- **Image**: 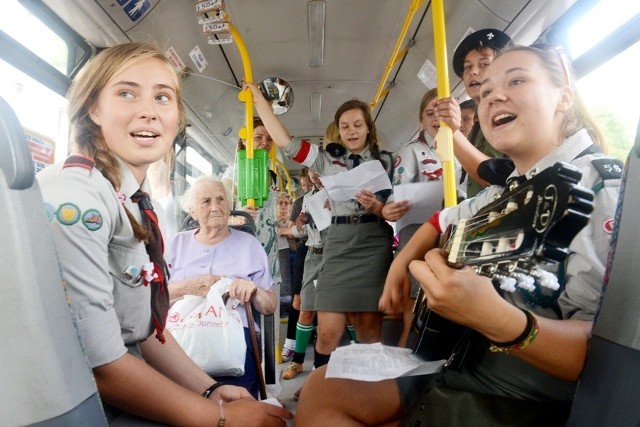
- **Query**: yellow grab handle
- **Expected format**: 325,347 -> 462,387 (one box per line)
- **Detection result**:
230,21 -> 257,207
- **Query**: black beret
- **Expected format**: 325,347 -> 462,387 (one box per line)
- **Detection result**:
453,29 -> 512,77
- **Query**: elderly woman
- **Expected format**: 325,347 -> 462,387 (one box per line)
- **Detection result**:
168,175 -> 276,398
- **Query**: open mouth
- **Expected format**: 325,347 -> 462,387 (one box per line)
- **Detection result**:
131,130 -> 159,140
492,113 -> 516,127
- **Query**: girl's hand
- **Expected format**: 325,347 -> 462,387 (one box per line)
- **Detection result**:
355,190 -> 380,211
409,249 -> 503,330
243,81 -> 268,105
434,97 -> 462,132
382,200 -> 410,221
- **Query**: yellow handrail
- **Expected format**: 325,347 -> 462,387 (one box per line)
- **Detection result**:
229,21 -> 257,207
230,22 -> 295,202
431,0 -> 457,207
370,0 -> 425,109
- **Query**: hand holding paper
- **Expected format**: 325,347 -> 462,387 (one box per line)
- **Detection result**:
320,161 -> 391,202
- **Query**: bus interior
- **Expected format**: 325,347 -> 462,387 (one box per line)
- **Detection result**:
1,0 -> 639,425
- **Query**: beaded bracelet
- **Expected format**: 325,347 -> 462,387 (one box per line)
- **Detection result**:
202,382 -> 225,399
489,308 -> 539,353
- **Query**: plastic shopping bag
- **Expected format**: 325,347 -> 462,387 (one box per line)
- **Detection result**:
166,280 -> 246,376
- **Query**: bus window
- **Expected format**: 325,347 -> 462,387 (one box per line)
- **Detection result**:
576,41 -> 640,161
0,59 -> 69,166
1,0 -> 91,78
567,0 -> 640,160
185,145 -> 214,184
1,0 -> 91,168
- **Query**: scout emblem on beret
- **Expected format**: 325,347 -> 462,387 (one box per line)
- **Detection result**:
453,28 -> 512,77
326,142 -> 346,157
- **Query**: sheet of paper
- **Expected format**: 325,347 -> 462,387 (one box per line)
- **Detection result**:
393,181 -> 444,231
325,342 -> 445,382
304,188 -> 332,231
276,234 -> 289,251
320,161 -> 392,202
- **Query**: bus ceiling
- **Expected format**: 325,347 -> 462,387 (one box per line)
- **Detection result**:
8,0 -> 639,169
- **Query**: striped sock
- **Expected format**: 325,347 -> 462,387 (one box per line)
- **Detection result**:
295,322 -> 313,353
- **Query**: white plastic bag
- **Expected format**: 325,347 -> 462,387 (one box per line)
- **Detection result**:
166,280 -> 246,376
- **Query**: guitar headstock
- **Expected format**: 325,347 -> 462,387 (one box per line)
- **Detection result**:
444,162 -> 595,292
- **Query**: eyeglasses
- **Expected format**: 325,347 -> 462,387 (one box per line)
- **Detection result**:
530,42 -> 572,85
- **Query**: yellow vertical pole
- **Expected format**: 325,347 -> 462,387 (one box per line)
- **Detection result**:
370,0 -> 425,109
229,21 -> 256,207
432,0 -> 457,207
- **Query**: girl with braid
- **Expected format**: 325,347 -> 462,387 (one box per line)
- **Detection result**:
38,43 -> 291,426
247,83 -> 394,375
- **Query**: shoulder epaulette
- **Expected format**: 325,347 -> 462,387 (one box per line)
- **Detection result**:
63,154 -> 95,171
591,157 -> 623,181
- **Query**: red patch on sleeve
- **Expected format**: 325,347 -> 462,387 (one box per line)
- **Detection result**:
292,140 -> 311,163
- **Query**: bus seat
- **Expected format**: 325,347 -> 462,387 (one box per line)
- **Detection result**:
567,119 -> 640,426
0,97 -> 106,426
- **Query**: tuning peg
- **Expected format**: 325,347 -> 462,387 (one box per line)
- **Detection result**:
532,269 -> 560,290
492,274 -> 517,293
512,273 -> 536,292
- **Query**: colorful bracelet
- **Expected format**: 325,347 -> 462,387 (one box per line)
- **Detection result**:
489,308 -> 539,353
202,382 -> 225,399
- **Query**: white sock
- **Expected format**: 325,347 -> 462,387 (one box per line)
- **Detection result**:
283,338 -> 296,350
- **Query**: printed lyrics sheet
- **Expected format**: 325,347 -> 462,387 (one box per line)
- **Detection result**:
326,343 -> 445,382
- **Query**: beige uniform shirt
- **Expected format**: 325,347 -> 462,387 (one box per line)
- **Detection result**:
38,155 -> 155,368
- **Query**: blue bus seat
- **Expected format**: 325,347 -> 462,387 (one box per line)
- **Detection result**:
0,97 -> 106,426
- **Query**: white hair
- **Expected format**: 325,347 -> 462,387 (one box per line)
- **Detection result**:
179,174 -> 229,213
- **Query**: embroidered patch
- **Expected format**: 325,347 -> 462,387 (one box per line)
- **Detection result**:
82,209 -> 103,231
123,265 -> 141,282
331,160 -> 347,168
43,202 -> 56,221
603,218 -> 614,234
591,158 -> 623,181
56,203 -> 81,225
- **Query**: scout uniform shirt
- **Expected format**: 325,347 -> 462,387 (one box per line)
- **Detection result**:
38,155 -> 155,368
284,138 -> 393,216
392,130 -> 465,231
434,129 -> 621,401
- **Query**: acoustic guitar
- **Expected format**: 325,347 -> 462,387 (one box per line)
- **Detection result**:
405,162 -> 595,366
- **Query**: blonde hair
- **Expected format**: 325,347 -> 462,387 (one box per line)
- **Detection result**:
67,42 -> 186,240
323,121 -> 340,144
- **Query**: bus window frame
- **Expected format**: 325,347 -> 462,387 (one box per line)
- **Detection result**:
544,0 -> 640,79
1,0 -> 92,97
